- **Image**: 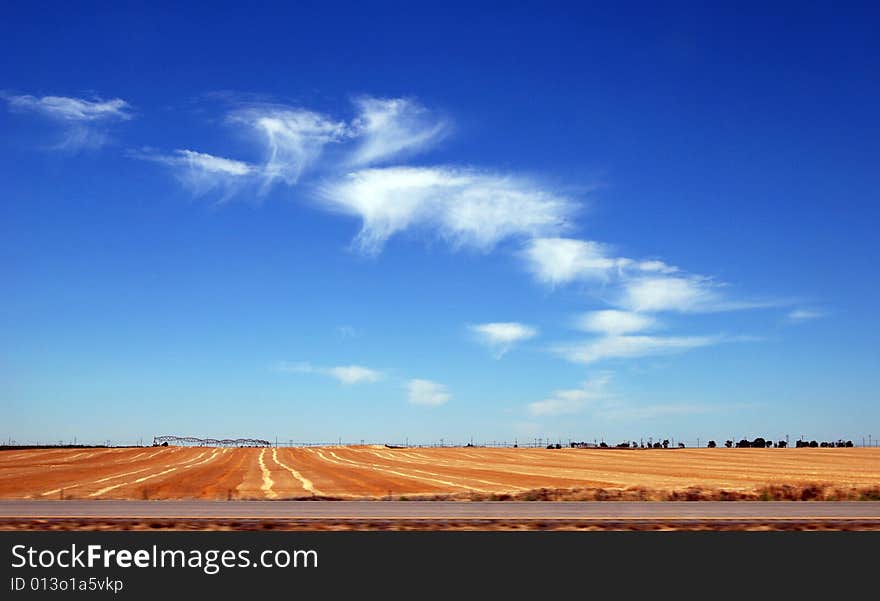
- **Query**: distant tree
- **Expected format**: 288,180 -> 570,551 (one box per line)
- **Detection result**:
724,440 -> 733,448
678,442 -> 685,448
662,439 -> 669,449
846,440 -> 854,447
653,442 -> 662,449
777,440 -> 787,448
752,437 -> 766,448
555,443 -> 561,449
707,440 -> 717,448
736,439 -> 751,448
809,440 -> 818,448
599,442 -> 608,448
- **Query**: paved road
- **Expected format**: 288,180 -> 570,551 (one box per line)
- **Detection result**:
2,500 -> 879,521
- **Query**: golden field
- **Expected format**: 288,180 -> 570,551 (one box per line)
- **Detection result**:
1,446 -> 879,500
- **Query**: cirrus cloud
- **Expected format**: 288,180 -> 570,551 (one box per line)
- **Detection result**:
528,373 -> 613,416
275,361 -> 383,384
4,93 -> 132,150
522,237 -> 677,286
469,322 -> 538,358
618,275 -> 781,314
4,94 -> 131,122
406,379 -> 451,406
319,166 -> 573,254
228,106 -> 349,188
131,148 -> 255,197
575,310 -> 657,335
553,334 -> 720,365
348,96 -> 449,166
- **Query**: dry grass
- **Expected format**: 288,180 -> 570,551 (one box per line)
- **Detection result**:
411,482 -> 880,502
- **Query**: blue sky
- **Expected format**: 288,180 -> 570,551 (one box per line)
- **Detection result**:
2,2 -> 878,446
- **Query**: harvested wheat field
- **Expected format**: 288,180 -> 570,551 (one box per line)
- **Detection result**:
1,446 -> 879,501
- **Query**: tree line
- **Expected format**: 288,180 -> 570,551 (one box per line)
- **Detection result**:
561,437 -> 856,449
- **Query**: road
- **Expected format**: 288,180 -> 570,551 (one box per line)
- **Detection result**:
2,500 -> 880,522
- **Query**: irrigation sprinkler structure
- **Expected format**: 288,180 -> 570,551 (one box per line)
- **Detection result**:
152,435 -> 271,447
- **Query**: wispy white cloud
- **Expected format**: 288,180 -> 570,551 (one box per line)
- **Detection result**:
133,104 -> 347,192
229,106 -> 349,188
636,260 -> 679,274
787,309 -> 824,323
276,361 -> 383,384
574,310 -> 657,335
171,149 -> 254,176
140,96 -> 448,195
348,96 -> 448,166
132,148 -> 255,196
618,275 -> 780,313
527,372 -> 613,416
553,334 -> 720,365
325,365 -> 383,384
406,379 -> 451,406
522,238 -> 776,317
4,93 -> 132,150
618,275 -> 720,313
522,238 -> 625,285
4,94 -> 131,121
133,97 -> 576,257
319,166 -> 573,254
521,237 -> 676,286
528,373 -> 745,421
469,322 -> 538,358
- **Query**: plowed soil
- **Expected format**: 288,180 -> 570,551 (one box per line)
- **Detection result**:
1,446 -> 878,500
